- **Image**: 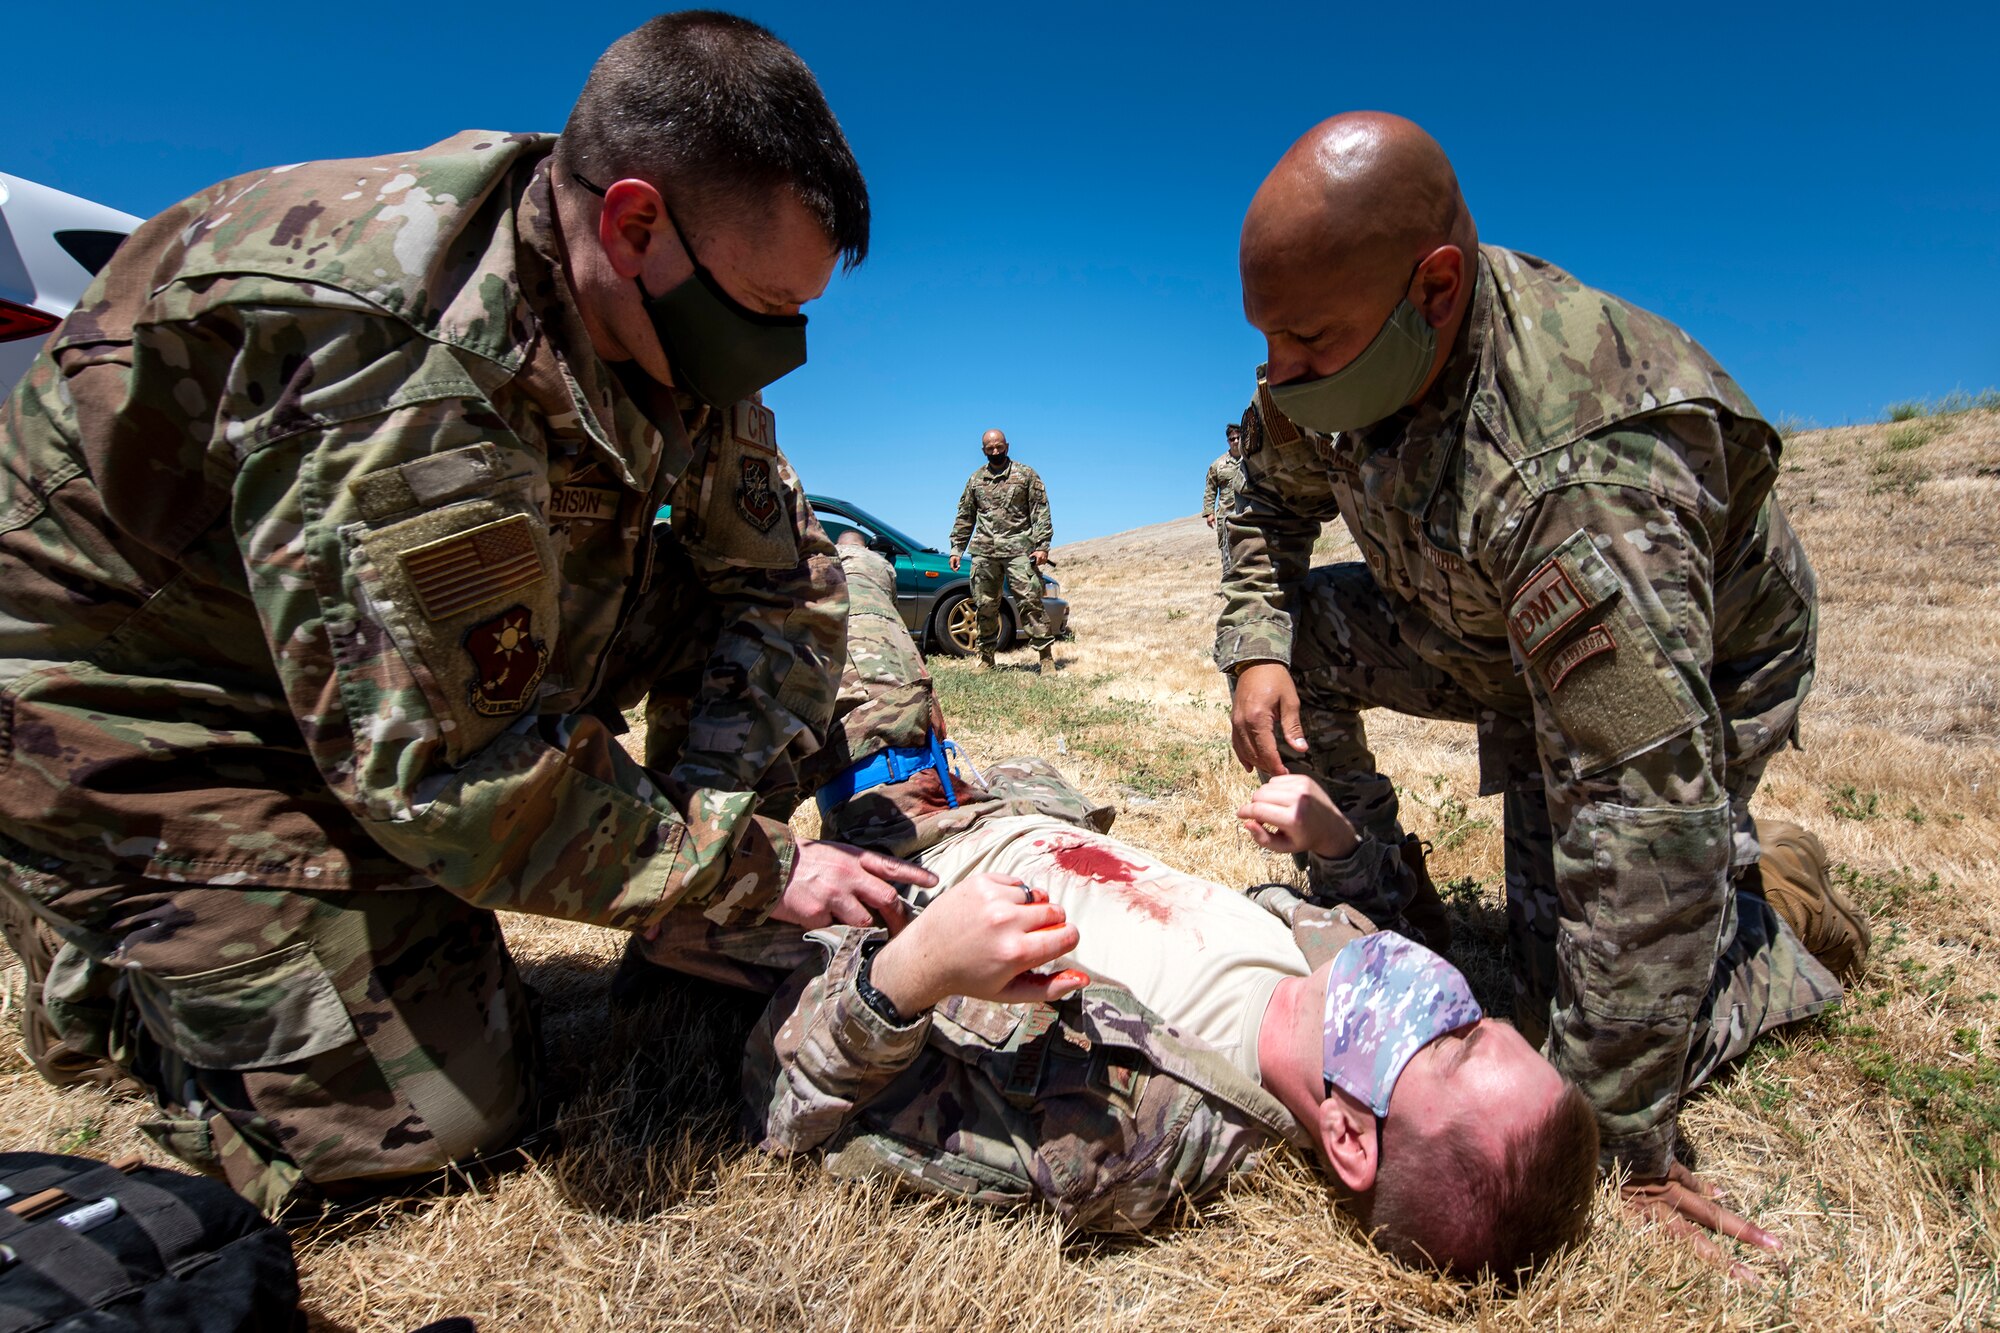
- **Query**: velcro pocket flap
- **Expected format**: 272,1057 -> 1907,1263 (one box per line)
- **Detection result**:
127,943 -> 357,1070
348,443 -> 522,520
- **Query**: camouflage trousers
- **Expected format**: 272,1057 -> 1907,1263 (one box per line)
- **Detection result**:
1278,561 -> 1839,1065
0,851 -> 541,1215
1215,519 -> 1234,578
969,554 -> 1054,652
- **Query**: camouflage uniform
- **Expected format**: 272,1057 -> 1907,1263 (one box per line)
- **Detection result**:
0,133 -> 846,1208
1202,451 -> 1246,573
949,459 -> 1055,653
1216,246 -> 1842,1177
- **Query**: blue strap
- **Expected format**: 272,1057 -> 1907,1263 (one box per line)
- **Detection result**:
818,734 -> 967,818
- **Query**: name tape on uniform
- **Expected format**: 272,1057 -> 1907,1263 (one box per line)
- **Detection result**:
549,486 -> 619,523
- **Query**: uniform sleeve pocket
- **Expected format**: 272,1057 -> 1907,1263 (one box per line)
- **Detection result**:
670,406 -> 801,571
1513,529 -> 1705,779
127,942 -> 358,1070
344,495 -> 560,767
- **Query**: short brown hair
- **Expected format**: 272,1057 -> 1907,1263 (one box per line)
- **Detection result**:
1353,1079 -> 1599,1281
558,11 -> 869,268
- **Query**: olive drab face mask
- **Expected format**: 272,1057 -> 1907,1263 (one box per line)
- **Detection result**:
574,173 -> 807,408
1266,266 -> 1438,435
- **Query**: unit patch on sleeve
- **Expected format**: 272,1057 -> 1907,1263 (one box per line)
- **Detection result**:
401,514 -> 547,621
1508,555 -> 1591,657
1545,623 -> 1615,691
464,605 -> 549,717
737,456 -> 781,533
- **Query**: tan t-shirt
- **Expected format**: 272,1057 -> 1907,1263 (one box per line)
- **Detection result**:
918,813 -> 1309,1080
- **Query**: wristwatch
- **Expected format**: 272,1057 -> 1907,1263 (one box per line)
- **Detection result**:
855,939 -> 910,1026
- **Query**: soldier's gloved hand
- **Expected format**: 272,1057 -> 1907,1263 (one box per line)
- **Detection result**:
867,874 -> 1087,1014
1230,663 -> 1309,776
1622,1161 -> 1783,1285
949,553 -> 962,572
1236,775 -> 1357,859
772,840 -> 935,932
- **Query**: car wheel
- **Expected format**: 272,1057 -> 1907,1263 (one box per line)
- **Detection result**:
930,589 -> 1014,657
931,589 -> 978,657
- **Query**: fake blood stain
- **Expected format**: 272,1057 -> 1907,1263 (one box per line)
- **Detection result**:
1048,841 -> 1174,925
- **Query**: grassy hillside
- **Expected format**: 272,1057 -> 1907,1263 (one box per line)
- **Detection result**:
4,409 -> 1997,1330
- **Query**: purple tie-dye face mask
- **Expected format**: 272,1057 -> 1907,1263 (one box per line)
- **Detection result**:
1322,933 -> 1483,1116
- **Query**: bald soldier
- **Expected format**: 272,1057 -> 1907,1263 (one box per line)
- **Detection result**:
949,428 -> 1056,669
1218,113 -> 1869,1268
0,13 -> 933,1212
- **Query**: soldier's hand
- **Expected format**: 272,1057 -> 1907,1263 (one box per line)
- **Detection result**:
868,874 -> 1087,1013
1204,515 -> 1216,528
1237,774 -> 1357,859
1231,663 -> 1308,776
1030,549 -> 1050,566
1622,1161 -> 1783,1285
949,553 -> 962,572
772,840 -> 936,932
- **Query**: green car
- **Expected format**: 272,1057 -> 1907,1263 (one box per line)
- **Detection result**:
808,494 -> 1068,657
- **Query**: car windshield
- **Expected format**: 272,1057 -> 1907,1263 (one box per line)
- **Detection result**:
808,497 -> 936,553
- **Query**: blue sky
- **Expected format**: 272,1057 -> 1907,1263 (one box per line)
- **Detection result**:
9,3 -> 1995,544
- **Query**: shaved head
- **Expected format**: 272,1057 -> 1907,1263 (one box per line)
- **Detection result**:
981,428 -> 1008,461
1241,113 -> 1479,400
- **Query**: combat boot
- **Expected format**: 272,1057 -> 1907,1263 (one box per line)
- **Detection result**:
1035,645 -> 1054,674
1756,820 -> 1870,979
978,648 -> 996,670
1395,835 -> 1454,957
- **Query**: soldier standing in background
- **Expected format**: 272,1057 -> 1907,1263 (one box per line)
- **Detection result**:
1202,417 -> 1249,576
1219,112 -> 1868,1270
948,428 -> 1056,670
0,12 -> 932,1213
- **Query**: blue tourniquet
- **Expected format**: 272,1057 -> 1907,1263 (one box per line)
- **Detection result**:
817,733 -> 969,818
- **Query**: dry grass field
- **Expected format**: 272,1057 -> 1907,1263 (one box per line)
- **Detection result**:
4,408 -> 1998,1330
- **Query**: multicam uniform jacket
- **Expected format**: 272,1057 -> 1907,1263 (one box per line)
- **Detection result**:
0,132 -> 845,931
1202,452 -> 1244,522
1216,246 -> 1818,1175
949,459 -> 1053,558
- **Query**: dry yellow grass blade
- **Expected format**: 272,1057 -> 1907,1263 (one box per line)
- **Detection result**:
3,411 -> 1997,1331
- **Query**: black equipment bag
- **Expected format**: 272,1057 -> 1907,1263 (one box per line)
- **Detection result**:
0,1151 -> 303,1333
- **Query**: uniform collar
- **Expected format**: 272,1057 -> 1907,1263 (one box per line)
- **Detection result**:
1336,250 -> 1497,516
513,160 -> 692,495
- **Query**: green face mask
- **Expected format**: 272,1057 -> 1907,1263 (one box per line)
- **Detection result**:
1266,292 -> 1437,435
574,173 -> 807,408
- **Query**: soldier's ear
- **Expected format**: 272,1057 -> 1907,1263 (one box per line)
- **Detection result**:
1318,1089 -> 1379,1193
596,179 -> 669,281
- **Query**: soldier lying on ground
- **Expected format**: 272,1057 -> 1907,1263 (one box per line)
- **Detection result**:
630,537 -> 1601,1277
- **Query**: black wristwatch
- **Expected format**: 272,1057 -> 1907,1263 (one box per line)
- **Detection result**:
854,939 -> 910,1026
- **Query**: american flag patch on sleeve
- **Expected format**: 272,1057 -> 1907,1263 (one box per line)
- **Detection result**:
401,515 -> 547,621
